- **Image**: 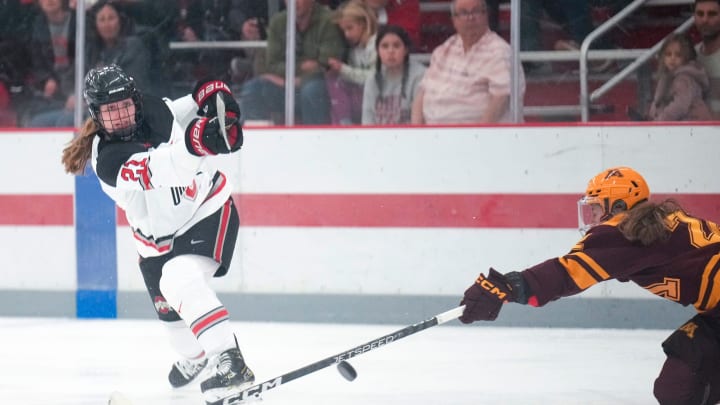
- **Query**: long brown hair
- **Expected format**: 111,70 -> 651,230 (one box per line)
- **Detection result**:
61,118 -> 99,175
617,199 -> 683,246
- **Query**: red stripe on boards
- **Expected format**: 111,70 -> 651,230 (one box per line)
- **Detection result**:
1,193 -> 718,228
233,193 -> 720,228
0,195 -> 73,225
234,194 -> 575,228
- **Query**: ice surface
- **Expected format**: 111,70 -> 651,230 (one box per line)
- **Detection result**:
0,318 -> 668,405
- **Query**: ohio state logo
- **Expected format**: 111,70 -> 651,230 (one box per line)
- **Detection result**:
154,296 -> 172,314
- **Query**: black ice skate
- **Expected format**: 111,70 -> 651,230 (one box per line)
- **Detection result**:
168,356 -> 208,388
201,345 -> 255,401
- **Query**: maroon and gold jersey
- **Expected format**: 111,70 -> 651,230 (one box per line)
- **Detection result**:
521,211 -> 720,314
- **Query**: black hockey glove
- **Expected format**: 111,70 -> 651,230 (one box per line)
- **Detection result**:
459,268 -> 529,323
185,116 -> 243,156
192,80 -> 241,119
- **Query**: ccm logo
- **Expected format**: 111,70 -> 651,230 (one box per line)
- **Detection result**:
222,377 -> 282,404
476,276 -> 507,300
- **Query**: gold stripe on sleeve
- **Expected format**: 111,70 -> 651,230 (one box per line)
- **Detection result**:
559,252 -> 611,290
694,253 -> 720,311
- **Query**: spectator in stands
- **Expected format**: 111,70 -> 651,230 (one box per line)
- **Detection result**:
110,0 -> 176,98
362,25 -> 425,124
694,0 -> 720,117
361,0 -> 420,49
411,0 -> 524,124
0,75 -> 11,126
26,0 -> 76,127
226,0 -> 271,90
327,0 -> 378,124
240,0 -> 345,125
0,0 -> 38,126
520,0 -> 612,74
86,1 -> 151,90
647,33 -> 712,121
164,0 -> 269,89
164,0 -> 205,88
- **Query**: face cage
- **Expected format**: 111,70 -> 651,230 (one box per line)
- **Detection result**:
577,197 -> 606,235
92,99 -> 140,141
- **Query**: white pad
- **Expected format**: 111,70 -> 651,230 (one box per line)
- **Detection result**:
159,254 -> 218,315
159,255 -> 236,356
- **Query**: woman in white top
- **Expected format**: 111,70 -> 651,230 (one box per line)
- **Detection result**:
361,24 -> 425,124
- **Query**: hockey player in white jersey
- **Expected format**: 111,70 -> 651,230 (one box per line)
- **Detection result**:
61,64 -> 253,402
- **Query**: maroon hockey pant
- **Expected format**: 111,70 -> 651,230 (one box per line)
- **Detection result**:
654,356 -> 720,405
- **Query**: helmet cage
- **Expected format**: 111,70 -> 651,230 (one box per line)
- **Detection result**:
84,65 -> 143,141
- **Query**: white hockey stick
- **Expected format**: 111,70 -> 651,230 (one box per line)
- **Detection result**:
216,93 -> 232,151
208,305 -> 466,405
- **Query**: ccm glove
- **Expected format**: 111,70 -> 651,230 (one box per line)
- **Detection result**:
192,80 -> 241,119
185,116 -> 243,156
459,268 -> 529,323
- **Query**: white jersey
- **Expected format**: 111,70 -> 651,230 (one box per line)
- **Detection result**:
91,95 -> 233,258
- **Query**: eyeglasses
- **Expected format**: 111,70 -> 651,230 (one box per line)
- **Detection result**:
452,8 -> 486,19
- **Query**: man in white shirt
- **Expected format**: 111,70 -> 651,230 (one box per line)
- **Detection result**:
411,0 -> 525,124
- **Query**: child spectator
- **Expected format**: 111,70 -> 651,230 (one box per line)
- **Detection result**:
327,0 -> 378,124
361,24 -> 425,124
648,33 -> 712,121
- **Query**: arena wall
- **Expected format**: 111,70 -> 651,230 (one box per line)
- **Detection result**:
0,123 -> 717,328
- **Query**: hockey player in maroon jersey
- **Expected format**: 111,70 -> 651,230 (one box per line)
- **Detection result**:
459,166 -> 720,404
61,65 -> 254,402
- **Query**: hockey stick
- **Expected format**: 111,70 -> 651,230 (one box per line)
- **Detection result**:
215,93 -> 232,151
208,305 -> 465,405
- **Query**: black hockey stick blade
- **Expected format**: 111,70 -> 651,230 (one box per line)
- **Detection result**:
207,305 -> 465,405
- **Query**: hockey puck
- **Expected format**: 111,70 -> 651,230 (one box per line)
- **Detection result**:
337,360 -> 357,381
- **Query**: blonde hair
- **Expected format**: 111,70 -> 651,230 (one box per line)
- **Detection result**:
334,0 -> 378,46
62,118 -> 99,175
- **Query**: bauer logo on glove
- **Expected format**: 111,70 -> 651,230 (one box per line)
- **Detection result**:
192,80 -> 240,119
